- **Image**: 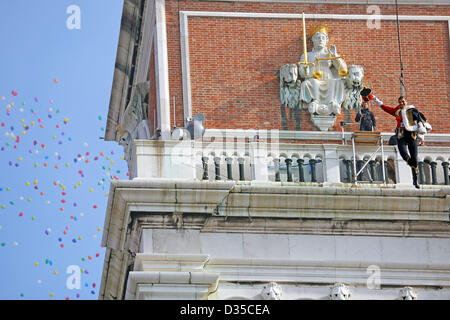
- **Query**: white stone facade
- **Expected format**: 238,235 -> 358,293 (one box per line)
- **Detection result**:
99,179 -> 450,300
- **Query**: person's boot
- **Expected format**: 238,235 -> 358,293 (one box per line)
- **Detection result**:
411,166 -> 419,189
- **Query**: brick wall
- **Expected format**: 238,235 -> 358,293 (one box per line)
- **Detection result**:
156,1 -> 450,136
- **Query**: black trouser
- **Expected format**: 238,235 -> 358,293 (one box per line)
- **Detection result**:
397,130 -> 418,168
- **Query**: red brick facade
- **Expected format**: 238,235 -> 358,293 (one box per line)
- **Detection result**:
150,1 -> 450,139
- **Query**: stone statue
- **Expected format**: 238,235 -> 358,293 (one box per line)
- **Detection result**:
342,65 -> 365,112
329,283 -> 351,300
117,81 -> 151,173
399,286 -> 418,300
261,282 -> 282,300
277,21 -> 367,131
279,63 -> 302,130
299,25 -> 348,117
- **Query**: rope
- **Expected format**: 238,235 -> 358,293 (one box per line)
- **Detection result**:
395,0 -> 406,96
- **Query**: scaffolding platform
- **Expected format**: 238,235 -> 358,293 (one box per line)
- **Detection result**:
351,131 -> 386,185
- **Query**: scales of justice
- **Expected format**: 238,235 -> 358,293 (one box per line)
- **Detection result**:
280,13 -> 365,131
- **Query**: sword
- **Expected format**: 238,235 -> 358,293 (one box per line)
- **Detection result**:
298,12 -> 316,80
298,13 -> 314,67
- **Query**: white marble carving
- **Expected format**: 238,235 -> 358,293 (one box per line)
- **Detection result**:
117,81 -> 151,174
399,286 -> 418,300
261,282 -> 282,300
280,63 -> 301,110
299,28 -> 347,121
343,65 -> 364,112
329,283 -> 351,300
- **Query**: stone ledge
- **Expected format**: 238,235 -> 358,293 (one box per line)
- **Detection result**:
102,179 -> 450,252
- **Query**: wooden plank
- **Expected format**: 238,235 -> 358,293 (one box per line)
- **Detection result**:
352,131 -> 381,145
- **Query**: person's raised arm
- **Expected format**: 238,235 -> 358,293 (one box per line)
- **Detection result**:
372,95 -> 397,116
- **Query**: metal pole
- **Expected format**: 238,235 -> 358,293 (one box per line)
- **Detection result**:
381,137 -> 386,185
355,146 -> 381,177
352,136 -> 357,185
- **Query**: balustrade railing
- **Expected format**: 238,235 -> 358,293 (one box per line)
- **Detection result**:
131,139 -> 450,187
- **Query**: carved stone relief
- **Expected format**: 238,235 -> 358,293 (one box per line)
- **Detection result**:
399,286 -> 418,300
279,24 -> 366,131
261,282 -> 283,300
329,283 -> 351,300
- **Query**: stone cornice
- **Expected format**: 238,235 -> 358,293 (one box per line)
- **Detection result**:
101,179 -> 450,253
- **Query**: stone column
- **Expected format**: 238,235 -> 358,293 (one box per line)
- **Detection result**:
285,158 -> 293,182
274,158 -> 281,182
297,159 -> 305,182
430,161 -> 437,185
356,160 -> 364,182
418,161 -> 425,185
442,162 -> 449,185
225,157 -> 233,180
201,156 -> 209,180
238,157 -> 245,181
383,161 -> 389,184
344,159 -> 352,183
424,160 -> 431,185
369,160 -> 377,182
309,159 -> 317,182
214,157 -> 221,181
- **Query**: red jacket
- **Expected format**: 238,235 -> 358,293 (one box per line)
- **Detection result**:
378,103 -> 403,129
